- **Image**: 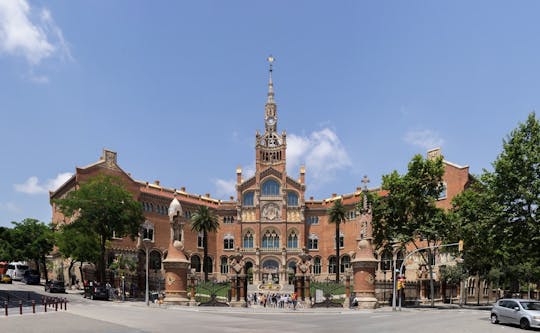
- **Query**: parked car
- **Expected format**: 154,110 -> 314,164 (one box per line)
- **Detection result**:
84,282 -> 109,300
491,298 -> 540,330
0,274 -> 12,284
44,280 -> 65,293
6,261 -> 28,281
22,269 -> 41,285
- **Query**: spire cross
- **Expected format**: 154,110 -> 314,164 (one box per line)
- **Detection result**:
361,175 -> 370,191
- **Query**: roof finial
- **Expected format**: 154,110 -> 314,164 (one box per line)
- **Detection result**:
267,55 -> 275,104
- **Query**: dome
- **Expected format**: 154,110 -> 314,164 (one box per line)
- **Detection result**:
168,197 -> 182,221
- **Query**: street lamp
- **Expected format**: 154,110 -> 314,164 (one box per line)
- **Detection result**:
141,220 -> 154,307
143,238 -> 152,306
391,242 -> 401,311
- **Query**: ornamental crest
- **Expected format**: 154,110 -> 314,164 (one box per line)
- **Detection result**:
262,203 -> 280,221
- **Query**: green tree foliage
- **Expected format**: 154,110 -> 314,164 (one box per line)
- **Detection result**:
56,220 -> 100,283
190,205 -> 219,282
10,218 -> 55,279
448,175 -> 502,279
54,175 -> 145,282
371,154 -> 446,306
0,227 -> 15,261
490,112 -> 540,287
327,199 -> 347,282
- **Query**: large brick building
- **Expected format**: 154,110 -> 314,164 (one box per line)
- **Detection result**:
49,61 -> 478,303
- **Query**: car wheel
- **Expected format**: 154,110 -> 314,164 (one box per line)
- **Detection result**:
490,314 -> 499,324
520,318 -> 530,330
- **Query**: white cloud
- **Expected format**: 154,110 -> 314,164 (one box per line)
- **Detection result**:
0,0 -> 71,67
0,202 -> 20,213
403,129 -> 444,150
14,172 -> 73,195
287,128 -> 351,188
212,128 -> 351,197
213,179 -> 236,199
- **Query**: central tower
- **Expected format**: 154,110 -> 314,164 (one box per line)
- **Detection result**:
236,56 -> 306,288
255,55 -> 287,173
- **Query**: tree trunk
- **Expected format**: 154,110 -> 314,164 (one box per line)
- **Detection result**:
427,248 -> 435,307
79,261 -> 85,286
41,254 -> 48,283
99,236 -> 106,282
335,221 -> 340,282
34,259 -> 40,277
68,259 -> 76,286
203,230 -> 209,282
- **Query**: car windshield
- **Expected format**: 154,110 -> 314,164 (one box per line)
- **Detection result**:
520,301 -> 540,310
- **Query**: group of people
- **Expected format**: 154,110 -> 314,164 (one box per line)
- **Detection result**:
248,291 -> 299,309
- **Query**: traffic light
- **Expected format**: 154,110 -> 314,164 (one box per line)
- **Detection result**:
397,278 -> 405,290
458,240 -> 464,252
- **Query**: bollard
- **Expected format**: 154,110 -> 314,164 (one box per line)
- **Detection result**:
55,299 -> 58,311
19,300 -> 22,315
4,301 -> 7,316
44,300 -> 47,313
32,300 -> 35,314
64,299 -> 67,311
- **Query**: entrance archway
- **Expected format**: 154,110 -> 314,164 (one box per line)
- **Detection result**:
261,259 -> 280,284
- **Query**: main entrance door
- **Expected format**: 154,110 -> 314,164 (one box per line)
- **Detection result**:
261,259 -> 279,284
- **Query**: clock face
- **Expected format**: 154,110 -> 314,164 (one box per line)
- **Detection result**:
260,139 -> 266,146
266,117 -> 276,125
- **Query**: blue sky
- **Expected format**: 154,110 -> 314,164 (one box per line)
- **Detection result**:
1,1 -> 539,228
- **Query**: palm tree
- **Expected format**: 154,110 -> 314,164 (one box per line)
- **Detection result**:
190,205 -> 220,282
327,199 -> 347,282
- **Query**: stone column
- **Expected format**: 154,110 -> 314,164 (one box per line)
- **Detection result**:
351,238 -> 379,309
163,197 -> 190,305
162,241 -> 190,305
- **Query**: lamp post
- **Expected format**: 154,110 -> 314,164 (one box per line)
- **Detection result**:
143,238 -> 152,306
391,242 -> 401,311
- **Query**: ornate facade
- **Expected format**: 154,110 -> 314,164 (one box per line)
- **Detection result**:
50,59 -> 480,303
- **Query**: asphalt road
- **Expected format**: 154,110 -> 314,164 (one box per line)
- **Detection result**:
0,282 -> 533,333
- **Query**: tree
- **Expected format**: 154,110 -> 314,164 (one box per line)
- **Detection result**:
0,227 -> 15,261
490,112 -> 540,286
56,220 -> 100,285
190,205 -> 219,282
327,199 -> 347,282
448,174 -> 502,294
371,154 -> 446,307
10,218 -> 55,280
54,175 -> 145,282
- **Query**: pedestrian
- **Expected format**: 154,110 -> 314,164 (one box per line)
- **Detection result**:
291,291 -> 298,310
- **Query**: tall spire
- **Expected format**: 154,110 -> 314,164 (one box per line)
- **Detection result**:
267,55 -> 275,104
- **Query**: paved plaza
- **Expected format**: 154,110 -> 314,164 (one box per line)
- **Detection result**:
0,282 -> 522,333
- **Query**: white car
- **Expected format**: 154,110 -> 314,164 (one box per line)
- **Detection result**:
490,298 -> 540,330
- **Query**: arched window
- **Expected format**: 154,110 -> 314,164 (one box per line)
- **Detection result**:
223,234 -> 234,250
262,229 -> 279,249
197,232 -> 204,248
287,231 -> 298,248
191,255 -> 201,272
380,249 -> 393,271
308,234 -> 319,250
334,232 -> 344,249
328,256 -> 337,274
243,191 -> 254,206
438,182 -> 447,200
261,179 -> 280,196
243,231 -> 254,248
141,220 -> 154,242
287,192 -> 298,206
220,256 -> 229,274
149,250 -> 161,270
204,256 -> 213,274
340,255 -> 351,273
313,257 -> 321,275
